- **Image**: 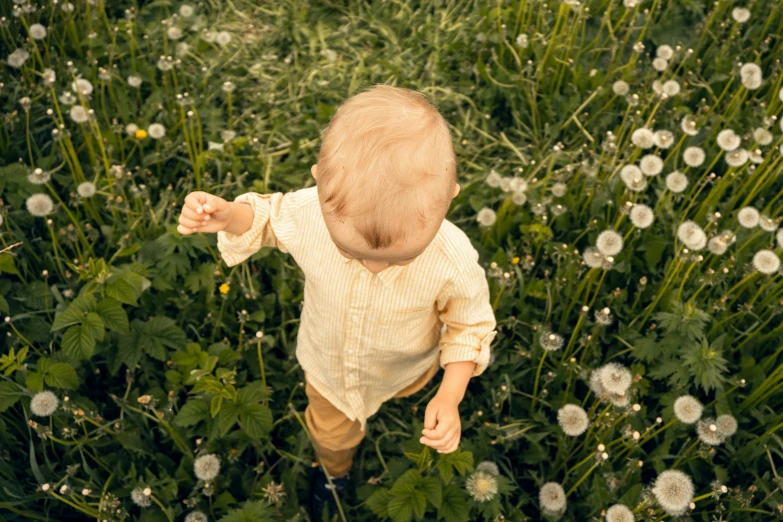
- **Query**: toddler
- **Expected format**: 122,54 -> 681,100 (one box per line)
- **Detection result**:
177,84 -> 497,519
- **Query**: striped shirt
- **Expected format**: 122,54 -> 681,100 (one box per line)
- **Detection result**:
216,186 -> 498,430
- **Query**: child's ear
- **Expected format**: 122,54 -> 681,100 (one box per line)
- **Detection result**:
311,164 -> 318,181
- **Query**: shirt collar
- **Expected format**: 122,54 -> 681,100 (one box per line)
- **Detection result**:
342,256 -> 405,288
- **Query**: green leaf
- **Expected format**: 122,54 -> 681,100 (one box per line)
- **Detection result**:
50,293 -> 97,331
387,492 -> 416,522
44,363 -> 79,389
236,381 -> 269,405
95,298 -> 130,334
141,317 -> 187,360
239,403 -> 272,439
0,382 -> 21,412
418,476 -> 442,508
173,400 -> 210,427
26,371 -> 45,393
0,253 -> 21,276
437,449 -> 474,484
438,484 -> 470,522
366,488 -> 392,518
83,312 -> 105,342
216,500 -> 275,522
218,401 -> 239,436
105,277 -> 137,306
61,324 -> 96,360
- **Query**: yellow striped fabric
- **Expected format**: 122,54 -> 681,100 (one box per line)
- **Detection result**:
217,186 -> 498,431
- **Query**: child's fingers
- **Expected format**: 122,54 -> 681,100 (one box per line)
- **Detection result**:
180,206 -> 204,221
178,215 -> 202,229
202,194 -> 229,214
184,191 -> 208,213
177,224 -> 196,235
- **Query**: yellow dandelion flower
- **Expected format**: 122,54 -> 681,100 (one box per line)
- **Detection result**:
219,283 -> 230,294
511,257 -> 520,265
135,129 -> 148,139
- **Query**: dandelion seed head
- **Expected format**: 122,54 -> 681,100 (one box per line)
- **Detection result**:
656,45 -> 674,60
26,193 -> 55,217
665,171 -> 688,193
539,482 -> 567,515
551,182 -> 567,197
476,461 -> 500,476
167,26 -> 183,40
776,228 -> 783,249
631,128 -> 655,149
27,168 -> 51,185
148,123 -> 166,139
697,418 -> 725,446
717,129 -> 741,151
612,80 -> 629,96
29,23 -> 47,39
737,207 -> 760,228
725,148 -> 749,167
127,74 -> 142,87
30,391 -> 59,416
653,470 -> 694,516
652,57 -> 668,72
715,414 -> 738,437
184,511 -> 208,522
621,165 -> 647,192
485,170 -> 502,188
216,31 -> 232,46
749,149 -> 764,164
557,404 -> 589,436
753,127 -> 773,146
583,247 -> 605,269
752,250 -> 780,274
677,221 -> 706,250
540,331 -> 564,352
131,487 -> 152,507
673,395 -> 703,424
477,207 -> 497,227
640,155 -> 663,176
511,190 -> 527,206
630,204 -> 654,229
606,504 -> 635,522
179,5 -> 195,17
732,7 -> 751,22
71,78 -> 94,97
598,363 -> 632,395
662,80 -> 680,96
77,182 -> 97,198
740,63 -> 762,90
69,105 -> 89,123
194,454 -> 220,481
681,116 -> 699,136
653,130 -> 674,149
683,146 -> 705,167
589,369 -> 608,397
465,471 -> 498,502
596,230 -> 623,256
7,48 -> 30,68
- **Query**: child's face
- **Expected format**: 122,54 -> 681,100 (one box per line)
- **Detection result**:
312,164 -> 459,274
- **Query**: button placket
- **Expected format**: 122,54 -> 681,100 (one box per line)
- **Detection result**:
346,267 -> 371,389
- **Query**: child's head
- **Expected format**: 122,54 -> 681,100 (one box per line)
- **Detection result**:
312,84 -> 459,273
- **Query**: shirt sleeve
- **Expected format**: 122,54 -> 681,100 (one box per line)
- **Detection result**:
216,191 -> 301,267
435,257 -> 498,378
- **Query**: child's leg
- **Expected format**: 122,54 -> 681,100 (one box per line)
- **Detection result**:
303,372 -> 366,478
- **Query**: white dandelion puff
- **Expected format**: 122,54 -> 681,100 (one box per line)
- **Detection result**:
26,194 -> 55,217
551,182 -> 567,197
653,470 -> 694,516
715,414 -> 738,437
606,504 -> 635,522
697,418 -> 724,446
752,250 -> 780,274
652,57 -> 668,72
666,171 -> 689,193
465,471 -> 498,502
653,130 -> 674,149
179,5 -> 195,17
725,148 -> 748,167
583,247 -> 605,269
612,80 -> 629,96
30,391 -> 59,416
510,177 -> 528,194
42,68 -> 56,85
732,7 -> 751,23
662,80 -> 680,96
167,26 -> 183,40
126,123 -> 139,136
69,105 -> 89,123
640,155 -> 664,176
717,129 -> 741,151
540,332 -> 564,352
630,204 -> 655,229
656,45 -> 674,60
131,487 -> 152,507
516,33 -> 529,48
631,128 -> 655,149
184,512 -> 207,522
539,482 -> 567,516
148,123 -> 166,139
194,454 -> 220,481
621,165 -> 647,192
673,395 -> 703,424
777,229 -> 783,249
753,128 -> 773,146
477,207 -> 497,227
594,307 -> 614,326
683,147 -> 705,167
759,215 -> 777,232
27,168 -> 50,185
737,207 -> 760,228
476,461 -> 500,476
598,363 -> 632,395
708,232 -> 735,256
77,182 -> 97,198
677,221 -> 707,250
511,190 -> 527,206
749,149 -> 764,164
486,170 -> 502,188
652,80 -> 663,95
71,78 -> 94,97
740,63 -> 762,90
216,31 -> 232,46
557,404 -> 589,436
127,74 -> 142,87
596,230 -> 623,256
681,116 -> 699,136
7,48 -> 30,68
29,23 -> 47,40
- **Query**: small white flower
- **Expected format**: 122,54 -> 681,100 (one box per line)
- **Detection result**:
26,193 -> 55,217
740,63 -> 762,90
653,130 -> 674,149
179,5 -> 195,17
126,123 -> 139,136
630,204 -> 654,229
640,155 -> 663,176
596,230 -> 623,256
631,128 -> 655,149
42,68 -> 56,85
737,206 -> 760,228
557,404 -> 589,436
216,31 -> 232,46
127,74 -> 143,87
716,129 -> 740,151
666,171 -> 689,193
77,182 -> 97,198
681,116 -> 699,136
725,148 -> 749,167
662,80 -> 680,96
732,7 -> 751,23
7,48 -> 30,68
677,221 -> 707,250
652,57 -> 668,72
477,207 -> 496,227
69,105 -> 89,123
683,146 -> 705,167
612,80 -> 629,96
515,33 -> 529,48
753,250 -> 780,274
30,391 -> 59,416
465,470 -> 498,502
194,454 -> 221,481
653,470 -> 694,516
673,395 -> 702,424
753,127 -> 773,145
539,482 -> 566,516
29,23 -> 47,40
606,504 -> 635,522
148,123 -> 166,139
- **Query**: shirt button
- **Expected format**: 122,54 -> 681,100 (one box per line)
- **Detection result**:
352,315 -> 359,322
348,349 -> 354,354
360,272 -> 367,279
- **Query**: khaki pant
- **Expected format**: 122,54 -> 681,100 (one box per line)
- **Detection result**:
304,357 -> 440,478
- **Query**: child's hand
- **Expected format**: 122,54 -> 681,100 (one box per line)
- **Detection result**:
177,191 -> 232,235
420,393 -> 462,453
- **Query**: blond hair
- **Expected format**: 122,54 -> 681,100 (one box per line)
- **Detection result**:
315,84 -> 457,250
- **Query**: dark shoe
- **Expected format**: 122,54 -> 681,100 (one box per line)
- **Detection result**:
310,467 -> 352,521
